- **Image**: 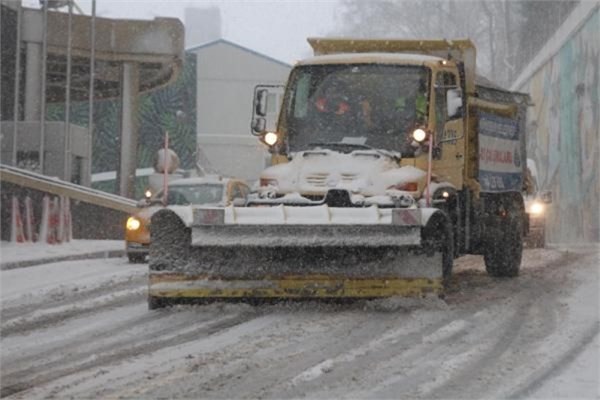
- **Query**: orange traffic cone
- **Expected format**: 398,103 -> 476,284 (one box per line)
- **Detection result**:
48,197 -> 60,244
39,195 -> 60,244
24,196 -> 35,242
10,196 -> 25,243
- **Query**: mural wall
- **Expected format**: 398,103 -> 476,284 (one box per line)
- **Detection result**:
519,8 -> 599,243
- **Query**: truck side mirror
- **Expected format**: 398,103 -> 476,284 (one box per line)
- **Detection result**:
540,190 -> 552,204
252,117 -> 266,134
255,89 -> 268,117
251,84 -> 285,136
447,88 -> 463,119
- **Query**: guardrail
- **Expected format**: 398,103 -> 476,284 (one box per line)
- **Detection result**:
0,164 -> 137,214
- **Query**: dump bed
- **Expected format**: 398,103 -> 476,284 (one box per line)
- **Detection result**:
307,37 -> 477,94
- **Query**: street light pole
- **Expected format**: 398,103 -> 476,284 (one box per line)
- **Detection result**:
87,0 -> 96,185
39,1 -> 49,173
12,1 -> 22,166
64,0 -> 73,181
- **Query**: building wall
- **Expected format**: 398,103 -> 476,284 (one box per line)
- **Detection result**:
515,5 -> 599,243
0,121 -> 91,185
191,41 -> 290,182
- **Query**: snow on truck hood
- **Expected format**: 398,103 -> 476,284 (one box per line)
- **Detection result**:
260,149 -> 426,197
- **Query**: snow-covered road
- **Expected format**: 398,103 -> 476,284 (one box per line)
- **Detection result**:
1,247 -> 598,399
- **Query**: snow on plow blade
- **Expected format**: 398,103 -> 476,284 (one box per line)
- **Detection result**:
148,205 -> 444,302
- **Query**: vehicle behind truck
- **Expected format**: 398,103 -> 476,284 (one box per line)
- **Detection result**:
148,38 -> 531,308
524,158 -> 553,248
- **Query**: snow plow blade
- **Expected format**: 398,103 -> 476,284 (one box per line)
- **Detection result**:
148,205 -> 449,305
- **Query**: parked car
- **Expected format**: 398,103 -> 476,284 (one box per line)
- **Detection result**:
125,176 -> 250,263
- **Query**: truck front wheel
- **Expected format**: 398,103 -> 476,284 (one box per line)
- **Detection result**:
421,210 -> 454,280
484,202 -> 524,277
148,295 -> 170,310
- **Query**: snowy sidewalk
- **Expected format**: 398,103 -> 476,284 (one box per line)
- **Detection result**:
0,240 -> 124,270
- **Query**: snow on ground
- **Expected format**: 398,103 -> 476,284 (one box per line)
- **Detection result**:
0,245 -> 598,399
0,240 -> 123,266
1,257 -> 140,299
531,333 -> 600,399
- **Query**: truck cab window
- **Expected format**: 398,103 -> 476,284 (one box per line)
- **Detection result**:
283,64 -> 429,156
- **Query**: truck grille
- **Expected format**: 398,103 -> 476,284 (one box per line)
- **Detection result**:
304,173 -> 328,186
303,173 -> 359,187
340,173 -> 359,182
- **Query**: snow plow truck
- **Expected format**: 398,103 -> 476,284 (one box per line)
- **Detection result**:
147,38 -> 531,309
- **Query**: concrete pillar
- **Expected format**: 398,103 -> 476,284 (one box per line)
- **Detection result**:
118,62 -> 139,199
24,42 -> 41,121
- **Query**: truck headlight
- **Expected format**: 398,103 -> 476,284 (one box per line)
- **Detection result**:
529,201 -> 544,215
126,217 -> 141,231
412,128 -> 427,142
259,178 -> 278,187
264,132 -> 278,146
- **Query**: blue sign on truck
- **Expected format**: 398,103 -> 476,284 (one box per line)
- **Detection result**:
478,111 -> 523,192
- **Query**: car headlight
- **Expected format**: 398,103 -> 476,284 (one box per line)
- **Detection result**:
126,217 -> 141,231
529,201 -> 544,215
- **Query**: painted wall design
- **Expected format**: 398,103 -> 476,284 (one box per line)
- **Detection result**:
520,8 -> 599,243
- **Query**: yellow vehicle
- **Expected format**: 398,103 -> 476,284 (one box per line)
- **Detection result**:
125,176 -> 249,263
148,38 -> 530,308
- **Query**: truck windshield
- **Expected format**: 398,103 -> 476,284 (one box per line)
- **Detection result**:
281,64 -> 429,155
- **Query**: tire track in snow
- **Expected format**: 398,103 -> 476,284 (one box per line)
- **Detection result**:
1,273 -> 146,321
26,311 -> 280,400
417,252 -> 583,398
420,296 -> 536,398
106,309 -> 375,399
507,323 -> 600,399
283,252 -> 582,399
0,311 -> 258,398
2,305 -> 246,375
161,305 -> 463,400
282,304 -> 511,399
1,303 -> 171,368
1,287 -> 145,337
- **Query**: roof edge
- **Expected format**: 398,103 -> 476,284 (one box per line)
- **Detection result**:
186,38 -> 292,68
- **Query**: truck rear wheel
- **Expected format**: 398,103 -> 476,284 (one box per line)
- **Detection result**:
484,204 -> 523,277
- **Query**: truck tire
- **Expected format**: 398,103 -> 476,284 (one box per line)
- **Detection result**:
148,295 -> 169,310
421,211 -> 454,280
127,253 -> 146,264
484,203 -> 523,277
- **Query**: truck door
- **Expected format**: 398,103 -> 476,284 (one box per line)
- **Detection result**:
433,71 -> 465,188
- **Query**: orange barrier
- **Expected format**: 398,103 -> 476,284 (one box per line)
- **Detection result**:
12,195 -> 73,244
24,196 -> 35,242
10,196 -> 25,243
